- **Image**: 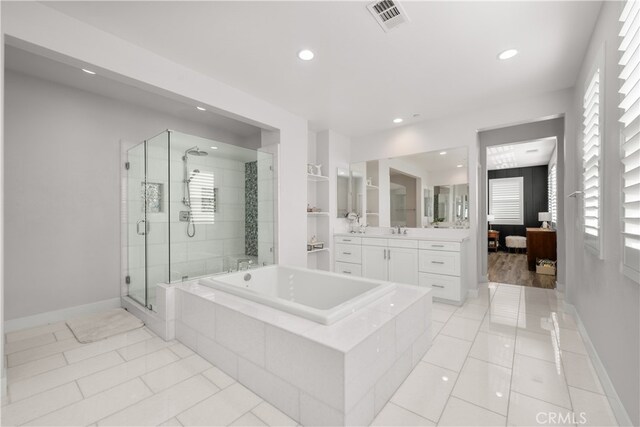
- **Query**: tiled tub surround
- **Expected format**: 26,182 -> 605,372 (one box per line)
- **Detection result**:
173,279 -> 432,426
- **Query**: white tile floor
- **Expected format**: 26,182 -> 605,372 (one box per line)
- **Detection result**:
2,283 -> 618,426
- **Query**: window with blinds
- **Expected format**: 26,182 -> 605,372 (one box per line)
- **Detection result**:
548,164 -> 557,225
583,67 -> 602,255
619,0 -> 640,280
489,177 -> 524,225
189,170 -> 216,224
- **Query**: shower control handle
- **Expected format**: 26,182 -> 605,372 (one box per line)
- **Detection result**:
136,219 -> 146,236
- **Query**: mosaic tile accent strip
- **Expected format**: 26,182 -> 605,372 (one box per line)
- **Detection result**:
141,182 -> 163,213
245,162 -> 258,256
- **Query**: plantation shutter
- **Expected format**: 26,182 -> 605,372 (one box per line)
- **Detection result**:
619,0 -> 640,277
583,68 -> 602,253
489,177 -> 524,225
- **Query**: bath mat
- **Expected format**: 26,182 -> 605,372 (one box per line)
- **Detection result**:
66,308 -> 144,343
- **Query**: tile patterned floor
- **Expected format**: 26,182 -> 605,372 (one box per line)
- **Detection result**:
2,283 -> 618,426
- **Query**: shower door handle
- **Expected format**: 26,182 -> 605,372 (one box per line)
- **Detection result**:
136,219 -> 146,236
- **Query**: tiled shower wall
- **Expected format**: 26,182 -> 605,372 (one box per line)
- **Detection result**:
168,147 -> 247,281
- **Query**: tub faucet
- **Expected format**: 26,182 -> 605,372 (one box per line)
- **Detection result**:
237,258 -> 252,271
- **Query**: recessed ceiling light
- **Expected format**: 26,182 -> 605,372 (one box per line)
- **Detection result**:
81,68 -> 96,75
393,118 -> 403,124
498,49 -> 518,60
440,151 -> 447,155
210,146 -> 218,150
196,106 -> 206,111
496,392 -> 504,398
457,164 -> 464,168
298,49 -> 314,61
441,376 -> 449,382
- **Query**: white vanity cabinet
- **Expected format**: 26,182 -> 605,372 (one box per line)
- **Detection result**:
361,244 -> 388,281
418,240 -> 467,305
334,234 -> 468,304
335,236 -> 420,286
334,236 -> 363,277
360,238 -> 419,285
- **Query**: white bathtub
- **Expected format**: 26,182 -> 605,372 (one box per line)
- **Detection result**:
199,265 -> 396,324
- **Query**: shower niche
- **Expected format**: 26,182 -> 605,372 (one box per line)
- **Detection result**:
124,130 -> 277,310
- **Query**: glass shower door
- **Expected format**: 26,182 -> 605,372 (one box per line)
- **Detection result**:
127,142 -> 146,306
126,132 -> 170,311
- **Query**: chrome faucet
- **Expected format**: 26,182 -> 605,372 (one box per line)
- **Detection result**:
236,258 -> 252,271
396,225 -> 402,235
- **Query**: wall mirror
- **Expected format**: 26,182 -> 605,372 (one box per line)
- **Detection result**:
336,166 -> 364,218
341,146 -> 469,228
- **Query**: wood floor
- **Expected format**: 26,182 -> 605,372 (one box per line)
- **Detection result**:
488,251 -> 556,289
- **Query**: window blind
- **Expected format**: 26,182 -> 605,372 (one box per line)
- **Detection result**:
489,177 -> 524,225
190,170 -> 216,224
619,0 -> 640,277
549,164 -> 557,225
583,68 -> 602,253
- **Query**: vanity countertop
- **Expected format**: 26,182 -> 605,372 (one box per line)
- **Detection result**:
334,232 -> 469,243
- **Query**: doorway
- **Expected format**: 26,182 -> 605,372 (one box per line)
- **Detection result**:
478,117 -> 565,290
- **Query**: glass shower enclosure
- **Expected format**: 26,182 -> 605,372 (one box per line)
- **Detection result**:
125,130 -> 277,310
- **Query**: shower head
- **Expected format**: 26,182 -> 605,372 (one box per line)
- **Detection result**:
185,146 -> 208,157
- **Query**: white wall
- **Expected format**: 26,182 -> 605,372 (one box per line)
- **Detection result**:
568,2 -> 639,424
351,87 -> 574,288
3,71 -> 258,320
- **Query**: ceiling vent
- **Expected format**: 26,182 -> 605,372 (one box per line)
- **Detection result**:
367,0 -> 409,32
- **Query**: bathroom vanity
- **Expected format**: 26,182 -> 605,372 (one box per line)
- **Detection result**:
334,232 -> 470,305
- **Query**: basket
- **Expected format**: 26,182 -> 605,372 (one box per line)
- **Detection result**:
536,258 -> 556,276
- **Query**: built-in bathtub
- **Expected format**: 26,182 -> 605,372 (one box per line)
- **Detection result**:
167,265 -> 432,426
199,265 -> 397,325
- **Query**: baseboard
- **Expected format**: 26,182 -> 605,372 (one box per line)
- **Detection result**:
562,302 -> 634,426
4,298 -> 121,333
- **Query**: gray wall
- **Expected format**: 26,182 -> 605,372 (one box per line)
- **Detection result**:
4,70 -> 254,320
568,2 -> 639,424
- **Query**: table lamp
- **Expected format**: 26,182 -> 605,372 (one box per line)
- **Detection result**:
538,212 -> 551,229
487,214 -> 495,231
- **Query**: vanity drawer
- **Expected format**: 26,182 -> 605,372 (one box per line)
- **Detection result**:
419,249 -> 460,276
419,272 -> 461,301
388,239 -> 418,249
335,244 -> 362,263
361,238 -> 388,247
335,236 -> 362,245
335,262 -> 362,277
418,241 -> 461,252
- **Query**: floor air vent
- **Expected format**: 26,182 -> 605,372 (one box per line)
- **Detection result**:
367,0 -> 409,32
